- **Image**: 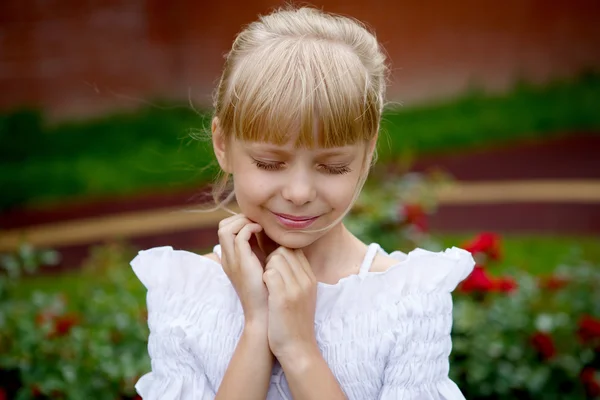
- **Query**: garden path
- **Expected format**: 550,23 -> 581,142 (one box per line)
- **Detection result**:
1,134 -> 598,270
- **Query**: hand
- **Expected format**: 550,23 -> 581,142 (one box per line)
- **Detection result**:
218,214 -> 269,325
262,247 -> 318,362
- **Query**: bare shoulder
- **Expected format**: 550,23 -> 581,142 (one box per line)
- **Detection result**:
370,253 -> 400,273
202,252 -> 221,264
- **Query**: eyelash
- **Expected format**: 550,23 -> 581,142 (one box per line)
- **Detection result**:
252,159 -> 352,175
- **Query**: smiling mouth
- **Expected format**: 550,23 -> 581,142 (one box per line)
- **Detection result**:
272,212 -> 320,229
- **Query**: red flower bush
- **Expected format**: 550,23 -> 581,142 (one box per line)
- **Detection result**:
458,265 -> 518,294
494,276 -> 518,293
400,203 -> 428,232
530,331 -> 556,360
578,315 -> 600,344
2,241 -> 150,399
581,368 -> 600,398
463,232 -> 502,261
459,265 -> 495,293
35,310 -> 80,338
539,275 -> 569,291
53,313 -> 80,337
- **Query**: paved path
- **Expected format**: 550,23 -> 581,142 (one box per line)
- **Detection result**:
2,179 -> 599,251
1,134 -> 598,269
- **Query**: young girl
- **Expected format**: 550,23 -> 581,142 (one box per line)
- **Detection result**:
131,6 -> 474,400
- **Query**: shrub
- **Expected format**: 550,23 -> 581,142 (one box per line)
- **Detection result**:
0,242 -> 148,399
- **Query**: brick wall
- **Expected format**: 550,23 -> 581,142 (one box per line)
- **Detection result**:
1,0 -> 599,119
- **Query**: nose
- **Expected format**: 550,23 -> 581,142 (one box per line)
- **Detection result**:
281,167 -> 317,206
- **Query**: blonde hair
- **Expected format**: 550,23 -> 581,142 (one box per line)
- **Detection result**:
211,6 -> 388,218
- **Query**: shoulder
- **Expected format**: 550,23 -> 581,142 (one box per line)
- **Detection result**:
130,246 -> 225,291
202,252 -> 221,264
369,247 -> 475,336
370,252 -> 400,273
370,245 -> 476,294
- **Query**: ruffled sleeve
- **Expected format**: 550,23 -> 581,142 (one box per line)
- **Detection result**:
131,246 -> 221,400
377,247 -> 475,400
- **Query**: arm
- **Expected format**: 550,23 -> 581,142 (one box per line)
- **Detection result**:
215,320 -> 274,400
263,248 -> 346,400
278,347 -> 346,400
215,216 -> 276,399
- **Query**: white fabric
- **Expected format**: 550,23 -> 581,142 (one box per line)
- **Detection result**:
131,243 -> 475,400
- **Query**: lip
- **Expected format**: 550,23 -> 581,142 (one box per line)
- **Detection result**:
272,212 -> 320,229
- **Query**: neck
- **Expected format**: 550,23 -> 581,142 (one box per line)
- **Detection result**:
299,223 -> 367,281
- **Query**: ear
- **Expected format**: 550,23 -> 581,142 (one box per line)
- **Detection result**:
212,117 -> 231,173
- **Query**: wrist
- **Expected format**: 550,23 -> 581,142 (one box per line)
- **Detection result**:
276,343 -> 322,373
243,318 -> 269,337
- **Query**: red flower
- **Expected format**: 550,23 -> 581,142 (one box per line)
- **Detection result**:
35,309 -> 56,327
31,385 -> 42,397
463,232 -> 502,261
36,311 -> 80,338
0,387 -> 7,400
578,315 -> 600,344
581,368 -> 600,397
539,275 -> 569,291
459,265 -> 495,293
494,276 -> 518,293
52,313 -> 79,337
400,203 -> 428,232
530,331 -> 556,360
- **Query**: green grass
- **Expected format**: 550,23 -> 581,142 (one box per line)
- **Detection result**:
1,73 -> 599,211
11,235 -> 599,301
378,72 -> 600,159
437,234 -> 600,276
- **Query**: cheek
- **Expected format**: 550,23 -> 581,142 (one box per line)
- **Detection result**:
232,168 -> 273,208
319,174 -> 360,208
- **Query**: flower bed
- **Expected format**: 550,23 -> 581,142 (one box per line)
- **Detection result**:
452,233 -> 600,399
1,175 -> 599,398
0,243 -> 149,399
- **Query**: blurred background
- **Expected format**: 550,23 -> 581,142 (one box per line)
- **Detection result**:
1,1 -> 599,399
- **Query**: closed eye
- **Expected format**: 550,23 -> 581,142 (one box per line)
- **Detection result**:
252,159 -> 283,171
320,164 -> 352,175
252,158 -> 351,175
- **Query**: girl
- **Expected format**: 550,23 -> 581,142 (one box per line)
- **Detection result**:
131,6 -> 474,400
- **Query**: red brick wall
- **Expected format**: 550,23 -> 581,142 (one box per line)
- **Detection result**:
1,0 -> 599,119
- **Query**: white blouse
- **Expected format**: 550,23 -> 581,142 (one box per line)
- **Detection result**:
131,243 -> 475,400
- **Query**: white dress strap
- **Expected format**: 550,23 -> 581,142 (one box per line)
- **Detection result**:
358,243 -> 380,277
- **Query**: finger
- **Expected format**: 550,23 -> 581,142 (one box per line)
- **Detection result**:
265,246 -> 286,265
267,254 -> 298,289
276,248 -> 313,287
218,216 -> 251,269
263,269 -> 285,296
218,213 -> 247,229
294,249 -> 316,281
235,223 -> 263,262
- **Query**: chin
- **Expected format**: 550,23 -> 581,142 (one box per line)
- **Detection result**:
263,226 -> 321,249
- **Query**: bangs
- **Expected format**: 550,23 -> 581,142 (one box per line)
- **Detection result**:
219,38 -> 380,148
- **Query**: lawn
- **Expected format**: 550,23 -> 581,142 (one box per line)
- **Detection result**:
1,73 -> 599,211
